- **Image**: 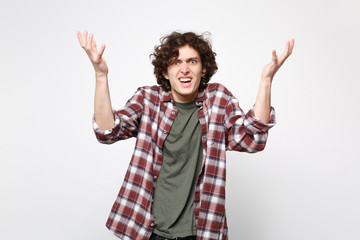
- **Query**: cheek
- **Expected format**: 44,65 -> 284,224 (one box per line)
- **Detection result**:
168,69 -> 178,78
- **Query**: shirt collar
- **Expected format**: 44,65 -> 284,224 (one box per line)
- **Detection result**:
161,87 -> 207,105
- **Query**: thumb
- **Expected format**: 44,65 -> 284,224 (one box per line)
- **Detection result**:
98,44 -> 106,57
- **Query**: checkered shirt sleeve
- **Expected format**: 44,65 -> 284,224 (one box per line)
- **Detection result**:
224,91 -> 276,152
93,88 -> 144,144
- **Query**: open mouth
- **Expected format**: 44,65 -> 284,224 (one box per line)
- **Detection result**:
179,77 -> 192,83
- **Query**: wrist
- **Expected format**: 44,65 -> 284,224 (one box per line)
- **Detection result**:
95,70 -> 108,78
92,62 -> 108,78
259,77 -> 272,88
95,72 -> 108,82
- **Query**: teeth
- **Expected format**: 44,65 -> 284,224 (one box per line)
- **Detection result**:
179,78 -> 191,82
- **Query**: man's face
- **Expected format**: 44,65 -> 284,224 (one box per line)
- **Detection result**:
163,45 -> 206,103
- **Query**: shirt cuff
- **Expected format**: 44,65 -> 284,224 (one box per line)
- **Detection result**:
244,107 -> 276,134
92,110 -> 121,136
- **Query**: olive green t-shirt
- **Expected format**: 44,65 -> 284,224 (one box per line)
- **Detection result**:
151,101 -> 203,238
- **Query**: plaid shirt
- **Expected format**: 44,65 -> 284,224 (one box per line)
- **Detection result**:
93,83 -> 276,240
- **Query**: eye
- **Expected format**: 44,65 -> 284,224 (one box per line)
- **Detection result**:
190,60 -> 197,64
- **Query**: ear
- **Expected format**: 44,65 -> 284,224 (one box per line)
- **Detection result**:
201,69 -> 206,77
163,71 -> 169,80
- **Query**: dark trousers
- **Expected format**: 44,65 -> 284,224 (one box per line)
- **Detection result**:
150,232 -> 196,240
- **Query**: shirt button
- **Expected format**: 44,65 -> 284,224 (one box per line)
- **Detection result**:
171,111 -> 175,115
163,130 -> 167,134
150,222 -> 155,227
154,175 -> 157,180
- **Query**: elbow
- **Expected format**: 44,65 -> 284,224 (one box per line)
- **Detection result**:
97,138 -> 117,145
246,133 -> 268,153
94,133 -> 119,145
96,137 -> 117,145
227,140 -> 266,153
229,134 -> 268,153
246,142 -> 266,153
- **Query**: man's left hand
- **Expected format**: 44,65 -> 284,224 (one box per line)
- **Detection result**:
261,38 -> 295,83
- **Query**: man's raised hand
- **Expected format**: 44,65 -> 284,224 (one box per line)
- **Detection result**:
77,30 -> 108,76
261,38 -> 295,83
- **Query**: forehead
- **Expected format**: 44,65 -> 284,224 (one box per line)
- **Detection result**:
175,45 -> 200,59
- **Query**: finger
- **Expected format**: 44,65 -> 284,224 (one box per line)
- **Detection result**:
98,44 -> 106,57
272,49 -> 277,62
76,31 -> 82,44
83,30 -> 88,39
279,40 -> 292,64
77,31 -> 87,48
284,40 -> 292,55
82,30 -> 88,47
87,33 -> 94,50
289,38 -> 295,54
286,38 -> 295,54
279,41 -> 289,56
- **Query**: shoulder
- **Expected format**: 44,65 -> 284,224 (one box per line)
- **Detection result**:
134,85 -> 164,96
134,85 -> 170,103
204,82 -> 235,100
203,83 -> 241,112
136,85 -> 161,93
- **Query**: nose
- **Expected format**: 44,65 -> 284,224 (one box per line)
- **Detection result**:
180,62 -> 190,73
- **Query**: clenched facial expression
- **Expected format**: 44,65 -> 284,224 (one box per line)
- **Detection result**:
163,45 -> 206,103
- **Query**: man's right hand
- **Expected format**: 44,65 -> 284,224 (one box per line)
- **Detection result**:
77,30 -> 108,76
77,30 -> 114,130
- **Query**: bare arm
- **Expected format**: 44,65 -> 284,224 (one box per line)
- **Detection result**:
77,30 -> 114,130
254,39 -> 295,122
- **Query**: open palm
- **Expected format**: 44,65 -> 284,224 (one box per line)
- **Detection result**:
261,38 -> 295,82
77,30 -> 108,75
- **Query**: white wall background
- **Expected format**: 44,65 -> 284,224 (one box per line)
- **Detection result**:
1,0 -> 359,239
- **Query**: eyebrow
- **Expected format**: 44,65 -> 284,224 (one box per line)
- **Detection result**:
172,57 -> 200,62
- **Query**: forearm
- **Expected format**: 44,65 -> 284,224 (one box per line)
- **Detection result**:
254,78 -> 272,123
225,91 -> 275,153
254,38 -> 294,122
94,73 -> 115,130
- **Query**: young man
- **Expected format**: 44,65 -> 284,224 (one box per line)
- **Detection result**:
77,31 -> 294,240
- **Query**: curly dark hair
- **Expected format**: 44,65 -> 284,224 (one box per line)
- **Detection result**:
150,31 -> 218,91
